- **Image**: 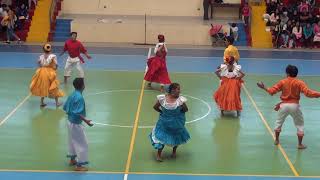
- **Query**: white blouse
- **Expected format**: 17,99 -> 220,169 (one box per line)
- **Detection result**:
38,54 -> 57,67
154,43 -> 168,54
219,64 -> 241,78
157,94 -> 187,110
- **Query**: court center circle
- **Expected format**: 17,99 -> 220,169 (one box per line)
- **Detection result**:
85,89 -> 211,128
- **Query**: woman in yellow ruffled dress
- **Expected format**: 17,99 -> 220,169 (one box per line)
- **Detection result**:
30,44 -> 64,107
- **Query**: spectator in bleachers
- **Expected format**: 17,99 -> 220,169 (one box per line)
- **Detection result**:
299,0 -> 310,13
292,21 -> 303,47
16,3 -> 27,29
299,11 -> 309,26
313,21 -> 320,47
280,11 -> 289,25
289,9 -> 300,24
266,1 -> 277,14
5,8 -> 20,43
281,20 -> 293,47
0,4 -> 8,17
303,22 -> 313,48
1,0 -> 12,6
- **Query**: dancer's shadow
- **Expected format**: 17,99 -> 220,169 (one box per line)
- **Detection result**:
212,115 -> 241,172
31,108 -> 65,167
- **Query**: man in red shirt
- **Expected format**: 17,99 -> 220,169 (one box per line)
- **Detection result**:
257,65 -> 320,149
60,32 -> 91,84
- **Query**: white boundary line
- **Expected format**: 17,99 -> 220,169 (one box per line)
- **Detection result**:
0,94 -> 31,127
85,90 -> 211,128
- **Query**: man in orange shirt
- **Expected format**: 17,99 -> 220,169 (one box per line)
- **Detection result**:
257,65 -> 320,149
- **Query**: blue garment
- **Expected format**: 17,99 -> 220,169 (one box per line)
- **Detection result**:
150,106 -> 190,149
63,90 -> 86,124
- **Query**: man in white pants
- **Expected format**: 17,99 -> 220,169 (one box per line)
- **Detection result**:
63,78 -> 93,171
257,65 -> 320,149
60,32 -> 91,84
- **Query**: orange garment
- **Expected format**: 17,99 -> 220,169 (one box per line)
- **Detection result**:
267,77 -> 320,104
214,77 -> 243,111
30,56 -> 64,98
223,45 -> 240,63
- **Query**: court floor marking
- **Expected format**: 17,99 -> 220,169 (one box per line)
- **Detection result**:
0,94 -> 31,127
86,89 -> 211,128
242,84 -> 299,176
1,169 -> 319,178
123,48 -> 151,180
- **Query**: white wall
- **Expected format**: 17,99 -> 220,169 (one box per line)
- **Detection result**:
62,0 -> 240,16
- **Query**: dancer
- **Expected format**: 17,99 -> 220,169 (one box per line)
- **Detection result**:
60,32 -> 91,84
149,83 -> 190,161
63,78 -> 93,171
214,56 -> 245,116
257,65 -> 320,149
144,34 -> 171,92
30,44 -> 64,107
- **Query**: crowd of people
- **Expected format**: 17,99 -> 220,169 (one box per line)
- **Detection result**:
264,0 -> 320,48
0,0 -> 34,43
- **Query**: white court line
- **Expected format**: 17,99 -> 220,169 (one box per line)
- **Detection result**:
86,90 -> 211,128
0,94 -> 31,127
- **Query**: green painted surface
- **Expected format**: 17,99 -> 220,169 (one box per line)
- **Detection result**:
130,73 -> 292,175
0,70 -> 319,176
245,75 -> 320,176
0,70 -> 143,171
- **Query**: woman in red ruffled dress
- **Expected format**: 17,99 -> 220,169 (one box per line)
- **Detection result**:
144,35 -> 171,92
214,56 -> 245,117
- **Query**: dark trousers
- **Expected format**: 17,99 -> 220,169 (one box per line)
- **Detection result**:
203,0 -> 213,20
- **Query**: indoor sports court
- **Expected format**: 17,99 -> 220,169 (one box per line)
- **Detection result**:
0,45 -> 320,179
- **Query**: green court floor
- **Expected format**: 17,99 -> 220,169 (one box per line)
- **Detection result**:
0,69 -> 319,177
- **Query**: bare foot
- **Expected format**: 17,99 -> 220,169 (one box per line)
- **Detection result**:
40,103 -> 47,108
298,144 -> 307,149
274,140 -> 279,145
156,155 -> 163,162
69,159 -> 77,166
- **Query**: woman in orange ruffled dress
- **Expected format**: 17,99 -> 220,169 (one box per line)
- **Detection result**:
213,56 -> 245,117
30,44 -> 64,107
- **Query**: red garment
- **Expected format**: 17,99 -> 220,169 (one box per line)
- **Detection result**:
242,6 -> 250,17
214,77 -> 243,111
63,39 -> 87,63
144,50 -> 171,85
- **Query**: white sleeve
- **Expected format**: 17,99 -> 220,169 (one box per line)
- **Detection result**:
219,64 -> 228,77
154,44 -> 159,54
156,94 -> 166,106
176,96 -> 187,106
234,65 -> 242,76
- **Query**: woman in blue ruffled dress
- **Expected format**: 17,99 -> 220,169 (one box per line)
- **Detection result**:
149,83 -> 190,162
